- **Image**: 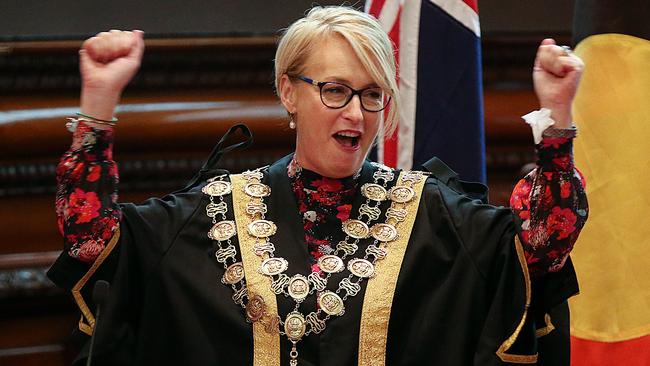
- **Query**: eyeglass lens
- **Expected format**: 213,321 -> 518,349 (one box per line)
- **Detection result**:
320,83 -> 387,111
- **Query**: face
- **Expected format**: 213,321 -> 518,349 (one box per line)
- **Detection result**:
279,34 -> 382,178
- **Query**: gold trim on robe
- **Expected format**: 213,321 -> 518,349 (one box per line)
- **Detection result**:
536,313 -> 556,338
231,174 -> 281,366
496,235 -> 537,364
358,171 -> 426,366
72,227 -> 122,336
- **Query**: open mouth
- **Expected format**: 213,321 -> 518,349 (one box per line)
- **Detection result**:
333,131 -> 361,149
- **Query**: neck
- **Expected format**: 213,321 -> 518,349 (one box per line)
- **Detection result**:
288,154 -> 362,180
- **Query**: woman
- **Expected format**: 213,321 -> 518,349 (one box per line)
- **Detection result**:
49,6 -> 587,366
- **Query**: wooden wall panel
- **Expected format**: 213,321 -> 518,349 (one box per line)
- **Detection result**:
0,35 -> 544,365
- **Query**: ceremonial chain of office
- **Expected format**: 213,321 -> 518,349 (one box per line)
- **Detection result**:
202,163 -> 427,366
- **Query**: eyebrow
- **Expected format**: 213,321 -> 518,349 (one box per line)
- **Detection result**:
321,76 -> 380,89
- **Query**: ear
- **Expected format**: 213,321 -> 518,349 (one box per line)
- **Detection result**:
278,74 -> 297,114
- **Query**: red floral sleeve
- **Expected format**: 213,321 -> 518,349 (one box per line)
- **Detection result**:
55,122 -> 121,263
510,136 -> 588,277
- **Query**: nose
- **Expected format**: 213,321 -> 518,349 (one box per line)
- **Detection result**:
342,94 -> 364,123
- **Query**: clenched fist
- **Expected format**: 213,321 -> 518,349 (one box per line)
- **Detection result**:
533,38 -> 585,128
80,30 -> 145,122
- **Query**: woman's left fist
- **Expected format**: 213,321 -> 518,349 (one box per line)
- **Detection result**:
533,38 -> 585,128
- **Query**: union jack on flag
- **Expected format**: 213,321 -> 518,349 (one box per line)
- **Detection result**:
366,0 -> 485,183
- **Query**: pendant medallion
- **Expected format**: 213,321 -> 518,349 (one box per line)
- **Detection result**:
244,182 -> 271,198
288,274 -> 310,301
248,219 -> 277,238
342,219 -> 370,239
370,223 -> 398,242
246,293 -> 266,322
222,262 -> 245,284
284,312 -> 307,341
317,255 -> 345,274
259,257 -> 289,276
318,291 -> 345,316
208,220 -> 237,241
361,183 -> 387,201
202,180 -> 232,197
347,258 -> 375,278
388,186 -> 415,203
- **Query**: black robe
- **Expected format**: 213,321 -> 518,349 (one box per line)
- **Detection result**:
48,151 -> 578,366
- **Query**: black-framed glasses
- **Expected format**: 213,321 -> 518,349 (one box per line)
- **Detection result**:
293,75 -> 391,112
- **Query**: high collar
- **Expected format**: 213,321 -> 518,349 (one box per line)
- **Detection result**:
287,159 -> 359,196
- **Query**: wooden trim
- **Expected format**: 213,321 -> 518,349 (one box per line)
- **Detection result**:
0,36 -> 277,54
0,251 -> 60,269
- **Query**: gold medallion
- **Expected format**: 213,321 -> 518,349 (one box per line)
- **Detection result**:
319,291 -> 345,316
342,219 -> 370,239
244,182 -> 271,198
370,223 -> 398,242
348,258 -> 375,278
284,311 -> 307,341
222,262 -> 245,285
202,180 -> 232,197
246,293 -> 266,322
247,219 -> 277,238
317,255 -> 344,274
287,274 -> 310,301
389,186 -> 415,203
259,257 -> 288,276
208,220 -> 237,241
361,183 -> 387,201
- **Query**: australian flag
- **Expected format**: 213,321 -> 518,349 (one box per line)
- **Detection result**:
366,0 -> 486,183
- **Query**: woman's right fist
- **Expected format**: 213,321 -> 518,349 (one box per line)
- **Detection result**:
80,30 -> 145,95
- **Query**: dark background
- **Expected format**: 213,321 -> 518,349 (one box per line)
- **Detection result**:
0,0 -> 572,40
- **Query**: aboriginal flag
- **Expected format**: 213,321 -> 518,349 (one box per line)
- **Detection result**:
570,0 -> 650,365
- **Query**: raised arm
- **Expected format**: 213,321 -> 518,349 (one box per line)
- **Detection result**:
510,39 -> 589,277
55,30 -> 144,263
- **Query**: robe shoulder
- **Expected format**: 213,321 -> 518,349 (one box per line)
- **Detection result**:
419,175 -> 516,279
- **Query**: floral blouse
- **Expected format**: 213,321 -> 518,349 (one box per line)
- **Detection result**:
56,121 -> 588,277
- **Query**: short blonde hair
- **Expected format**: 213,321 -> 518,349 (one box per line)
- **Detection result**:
274,6 -> 400,135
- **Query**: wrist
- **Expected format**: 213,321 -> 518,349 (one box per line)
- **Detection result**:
548,111 -> 573,128
539,104 -> 573,128
80,87 -> 121,122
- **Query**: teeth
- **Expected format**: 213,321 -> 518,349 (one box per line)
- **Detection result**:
337,131 -> 361,138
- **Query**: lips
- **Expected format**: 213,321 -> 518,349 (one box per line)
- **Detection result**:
333,131 -> 361,149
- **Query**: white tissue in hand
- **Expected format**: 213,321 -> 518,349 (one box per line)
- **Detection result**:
522,108 -> 555,144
